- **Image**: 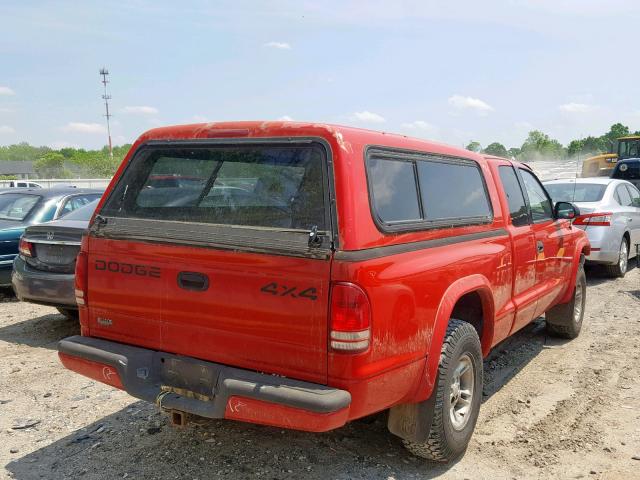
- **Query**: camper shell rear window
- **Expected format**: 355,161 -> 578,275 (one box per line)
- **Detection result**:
101,142 -> 330,232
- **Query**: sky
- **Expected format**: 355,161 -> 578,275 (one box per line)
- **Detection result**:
1,0 -> 640,150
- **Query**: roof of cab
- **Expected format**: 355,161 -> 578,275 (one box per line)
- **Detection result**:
135,121 -> 484,163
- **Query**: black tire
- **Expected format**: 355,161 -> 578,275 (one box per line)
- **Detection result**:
604,237 -> 629,278
545,264 -> 586,339
56,307 -> 79,321
403,319 -> 483,463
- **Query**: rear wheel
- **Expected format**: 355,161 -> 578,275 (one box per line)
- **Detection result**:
605,238 -> 628,278
546,264 -> 586,339
56,308 -> 79,321
403,319 -> 483,462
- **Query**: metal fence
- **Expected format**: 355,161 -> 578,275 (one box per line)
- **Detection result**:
0,178 -> 112,189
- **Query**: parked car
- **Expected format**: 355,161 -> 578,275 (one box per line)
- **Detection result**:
12,199 -> 99,319
544,177 -> 640,277
611,158 -> 640,190
0,188 -> 103,287
7,180 -> 43,188
58,122 -> 589,463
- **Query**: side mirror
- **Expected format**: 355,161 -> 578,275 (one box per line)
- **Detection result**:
554,201 -> 580,220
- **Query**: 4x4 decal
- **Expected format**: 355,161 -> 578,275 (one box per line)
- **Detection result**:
260,282 -> 318,301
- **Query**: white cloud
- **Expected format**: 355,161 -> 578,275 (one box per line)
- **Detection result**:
558,102 -> 595,113
263,41 -> 291,50
0,86 -> 15,96
400,120 -> 439,138
122,105 -> 159,115
401,120 -> 436,132
278,115 -> 294,121
352,111 -> 385,123
61,122 -> 106,134
448,95 -> 494,114
0,125 -> 15,134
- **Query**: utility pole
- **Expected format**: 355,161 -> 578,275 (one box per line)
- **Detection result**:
99,67 -> 113,158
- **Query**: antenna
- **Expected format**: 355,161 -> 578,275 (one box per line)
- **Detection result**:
99,67 -> 113,158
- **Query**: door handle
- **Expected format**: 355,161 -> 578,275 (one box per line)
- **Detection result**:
177,271 -> 209,291
536,241 -> 544,253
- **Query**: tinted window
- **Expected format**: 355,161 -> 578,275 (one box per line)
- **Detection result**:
417,161 -> 491,221
616,185 -> 632,206
498,166 -> 529,226
544,183 -> 607,203
0,193 -> 40,221
102,145 -> 326,231
63,199 -> 99,221
60,194 -> 102,217
368,158 -> 421,224
520,169 -> 553,222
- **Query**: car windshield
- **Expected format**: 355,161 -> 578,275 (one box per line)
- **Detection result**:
59,199 -> 99,221
544,183 -> 607,203
0,193 -> 41,221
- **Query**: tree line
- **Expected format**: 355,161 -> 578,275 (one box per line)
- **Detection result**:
0,121 -> 638,179
0,143 -> 131,179
466,123 -> 639,161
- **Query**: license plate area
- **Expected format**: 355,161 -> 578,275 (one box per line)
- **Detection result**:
155,353 -> 221,399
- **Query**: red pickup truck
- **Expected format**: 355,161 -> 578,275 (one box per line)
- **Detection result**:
58,122 -> 589,462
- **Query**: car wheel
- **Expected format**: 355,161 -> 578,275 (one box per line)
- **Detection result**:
605,238 -> 628,278
56,307 -> 79,321
546,264 -> 586,339
403,319 -> 482,463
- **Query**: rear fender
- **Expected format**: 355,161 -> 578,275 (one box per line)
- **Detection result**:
419,274 -> 494,401
388,274 -> 494,442
558,237 -> 590,305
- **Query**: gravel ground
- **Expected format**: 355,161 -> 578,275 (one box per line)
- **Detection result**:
1,262 -> 639,480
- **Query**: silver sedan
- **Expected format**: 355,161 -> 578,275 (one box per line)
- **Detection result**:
544,177 -> 640,277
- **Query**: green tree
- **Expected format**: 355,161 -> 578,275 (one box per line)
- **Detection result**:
34,152 -> 72,178
567,136 -> 607,157
483,142 -> 508,157
519,130 -> 566,161
507,147 -> 521,159
465,141 -> 482,153
602,123 -> 630,144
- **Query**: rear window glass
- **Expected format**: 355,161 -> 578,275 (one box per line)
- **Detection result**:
367,158 -> 421,224
0,193 -> 40,221
417,161 -> 491,221
544,183 -> 607,203
367,151 -> 492,229
102,145 -> 327,231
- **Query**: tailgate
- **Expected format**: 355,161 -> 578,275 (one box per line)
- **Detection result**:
86,140 -> 334,383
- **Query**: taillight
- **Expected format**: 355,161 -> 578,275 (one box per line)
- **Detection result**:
18,237 -> 35,258
573,212 -> 612,227
75,235 -> 89,306
330,282 -> 371,353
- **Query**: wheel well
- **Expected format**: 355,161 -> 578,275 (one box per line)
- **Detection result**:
623,231 -> 630,246
450,291 -> 484,341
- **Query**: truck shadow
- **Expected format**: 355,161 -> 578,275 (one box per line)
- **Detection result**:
4,320 -> 557,480
5,400 -> 455,480
0,312 -> 79,349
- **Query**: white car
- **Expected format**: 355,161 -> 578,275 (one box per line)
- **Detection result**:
8,181 -> 42,188
544,177 -> 640,277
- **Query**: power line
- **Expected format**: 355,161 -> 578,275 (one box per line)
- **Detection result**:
99,67 -> 113,158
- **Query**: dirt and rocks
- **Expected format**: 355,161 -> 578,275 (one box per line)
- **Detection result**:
0,264 -> 639,480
